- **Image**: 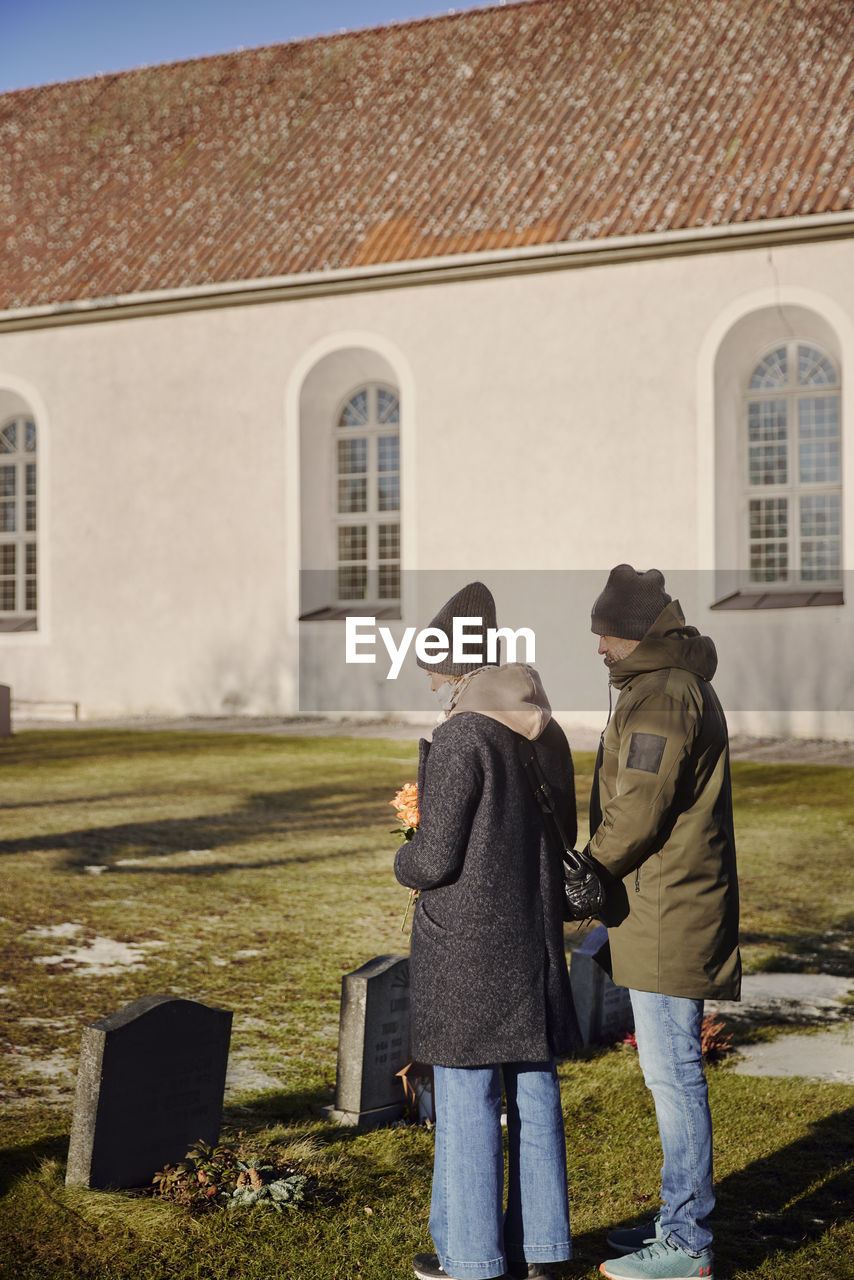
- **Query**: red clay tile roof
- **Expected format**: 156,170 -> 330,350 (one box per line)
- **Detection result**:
2,0 -> 853,310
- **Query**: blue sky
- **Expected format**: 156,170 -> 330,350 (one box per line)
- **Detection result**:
0,0 -> 503,92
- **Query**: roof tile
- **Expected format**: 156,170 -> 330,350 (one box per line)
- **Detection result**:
1,0 -> 853,309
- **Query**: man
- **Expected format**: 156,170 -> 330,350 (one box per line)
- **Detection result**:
587,566 -> 740,1280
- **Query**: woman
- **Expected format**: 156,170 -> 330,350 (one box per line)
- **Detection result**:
395,582 -> 580,1280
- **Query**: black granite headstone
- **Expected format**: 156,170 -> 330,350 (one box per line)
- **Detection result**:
326,954 -> 410,1127
569,925 -> 634,1046
66,994 -> 232,1189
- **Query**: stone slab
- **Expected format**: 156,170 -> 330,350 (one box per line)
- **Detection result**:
730,1024 -> 854,1084
332,954 -> 410,1125
712,973 -> 854,1026
66,994 -> 232,1189
569,926 -> 634,1046
0,685 -> 10,737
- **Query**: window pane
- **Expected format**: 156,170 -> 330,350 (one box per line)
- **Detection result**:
0,501 -> 15,533
25,542 -> 36,575
748,400 -> 787,486
1,465 -> 15,497
0,423 -> 16,453
378,564 -> 400,600
798,345 -> 838,386
0,581 -> 15,610
748,400 -> 787,442
338,565 -> 367,600
377,435 -> 399,472
337,477 -> 367,513
748,444 -> 787,485
377,475 -> 400,511
801,494 -> 840,538
749,542 -> 788,583
24,420 -> 36,452
377,388 -> 400,424
339,390 -> 368,427
749,347 -> 787,389
26,500 -> 36,533
25,463 -> 36,496
0,545 -> 15,575
25,579 -> 37,611
338,525 -> 367,562
799,396 -> 840,483
801,539 -> 840,582
378,523 -> 400,560
337,438 -> 367,475
749,498 -> 787,540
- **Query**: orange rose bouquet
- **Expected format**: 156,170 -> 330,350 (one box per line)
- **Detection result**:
390,782 -> 419,930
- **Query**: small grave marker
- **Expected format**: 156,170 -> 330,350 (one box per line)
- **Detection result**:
0,685 -> 10,737
66,994 -> 232,1189
570,926 -> 634,1046
325,954 -> 410,1127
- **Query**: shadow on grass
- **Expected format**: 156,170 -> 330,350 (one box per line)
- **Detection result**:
0,1134 -> 69,1198
740,925 -> 854,978
0,783 -> 397,870
604,1106 -> 854,1278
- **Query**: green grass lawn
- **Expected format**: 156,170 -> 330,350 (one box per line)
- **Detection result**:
1,731 -> 852,1280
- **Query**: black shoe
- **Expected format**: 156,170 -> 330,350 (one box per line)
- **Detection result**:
412,1255 -> 511,1280
508,1264 -> 558,1279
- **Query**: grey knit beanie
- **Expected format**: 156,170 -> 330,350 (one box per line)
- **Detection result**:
416,581 -> 498,675
591,565 -> 671,640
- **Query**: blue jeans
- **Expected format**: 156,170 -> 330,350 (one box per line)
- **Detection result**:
430,1060 -> 572,1280
629,990 -> 715,1255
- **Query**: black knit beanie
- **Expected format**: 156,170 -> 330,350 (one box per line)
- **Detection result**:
416,581 -> 498,675
591,564 -> 671,640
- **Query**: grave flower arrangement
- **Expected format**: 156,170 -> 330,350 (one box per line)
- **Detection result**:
152,1139 -> 312,1214
390,782 -> 419,931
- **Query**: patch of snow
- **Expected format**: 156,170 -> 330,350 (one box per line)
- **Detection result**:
24,923 -> 82,940
32,936 -> 165,974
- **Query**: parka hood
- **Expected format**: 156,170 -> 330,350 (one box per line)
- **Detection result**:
609,601 -> 718,687
449,663 -> 552,740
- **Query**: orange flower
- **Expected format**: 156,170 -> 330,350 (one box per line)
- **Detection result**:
391,782 -> 419,831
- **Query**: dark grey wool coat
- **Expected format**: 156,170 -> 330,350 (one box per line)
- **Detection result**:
394,709 -> 581,1067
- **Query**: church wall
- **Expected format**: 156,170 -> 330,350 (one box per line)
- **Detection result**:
0,233 -> 851,734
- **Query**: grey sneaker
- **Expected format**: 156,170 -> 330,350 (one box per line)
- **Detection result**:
599,1238 -> 713,1280
606,1215 -> 664,1255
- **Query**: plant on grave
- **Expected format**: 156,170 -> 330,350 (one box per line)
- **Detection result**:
152,1138 -> 311,1213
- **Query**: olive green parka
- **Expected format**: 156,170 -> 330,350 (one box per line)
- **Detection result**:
588,602 -> 741,1000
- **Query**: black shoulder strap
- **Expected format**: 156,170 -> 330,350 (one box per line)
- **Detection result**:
516,736 -> 574,854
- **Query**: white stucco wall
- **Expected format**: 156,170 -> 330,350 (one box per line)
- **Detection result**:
0,233 -> 851,733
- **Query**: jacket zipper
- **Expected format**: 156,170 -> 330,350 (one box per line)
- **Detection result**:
635,867 -> 641,893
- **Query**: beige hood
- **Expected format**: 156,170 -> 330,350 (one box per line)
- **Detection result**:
449,664 -> 552,741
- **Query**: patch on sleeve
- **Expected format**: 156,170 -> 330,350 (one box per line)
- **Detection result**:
626,731 -> 667,773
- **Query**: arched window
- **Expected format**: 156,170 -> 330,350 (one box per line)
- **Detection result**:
334,383 -> 400,605
0,414 -> 38,630
745,341 -> 841,589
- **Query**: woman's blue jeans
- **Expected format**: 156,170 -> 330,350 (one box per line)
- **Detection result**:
629,990 -> 715,1255
430,1060 -> 572,1280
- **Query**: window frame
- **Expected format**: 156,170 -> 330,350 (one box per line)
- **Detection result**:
331,382 -> 400,609
0,413 -> 38,631
741,339 -> 842,594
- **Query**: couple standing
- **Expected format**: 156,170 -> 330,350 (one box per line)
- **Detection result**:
394,570 -> 741,1280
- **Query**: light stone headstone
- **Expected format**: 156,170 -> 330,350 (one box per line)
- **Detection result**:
66,994 -> 232,1189
0,685 -> 10,737
325,954 -> 410,1128
570,925 -> 634,1046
